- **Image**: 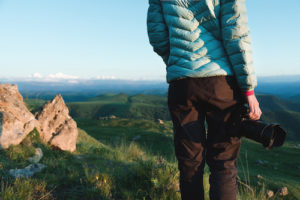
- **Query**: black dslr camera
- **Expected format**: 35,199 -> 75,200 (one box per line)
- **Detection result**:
238,104 -> 287,150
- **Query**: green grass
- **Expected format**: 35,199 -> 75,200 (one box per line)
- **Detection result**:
77,118 -> 175,162
1,118 -> 299,199
24,98 -> 46,113
67,93 -> 170,121
25,93 -> 300,140
0,120 -> 180,199
238,139 -> 300,199
3,94 -> 300,199
67,93 -> 300,140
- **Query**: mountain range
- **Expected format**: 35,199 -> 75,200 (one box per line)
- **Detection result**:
2,75 -> 300,101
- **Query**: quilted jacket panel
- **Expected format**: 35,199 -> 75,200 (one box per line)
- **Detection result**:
147,0 -> 257,91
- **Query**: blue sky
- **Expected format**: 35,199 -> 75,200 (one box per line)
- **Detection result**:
0,0 -> 299,80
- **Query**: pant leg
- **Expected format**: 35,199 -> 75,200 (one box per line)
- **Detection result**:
168,78 -> 207,200
204,76 -> 245,200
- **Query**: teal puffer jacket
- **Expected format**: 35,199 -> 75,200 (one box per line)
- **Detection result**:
147,0 -> 257,92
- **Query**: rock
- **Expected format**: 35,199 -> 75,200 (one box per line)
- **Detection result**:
36,95 -> 78,152
279,187 -> 288,196
0,84 -> 37,149
0,84 -> 78,152
267,190 -> 274,198
28,148 -> 43,163
157,119 -> 164,124
9,163 -> 46,178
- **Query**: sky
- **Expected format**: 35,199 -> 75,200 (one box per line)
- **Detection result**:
0,0 -> 299,81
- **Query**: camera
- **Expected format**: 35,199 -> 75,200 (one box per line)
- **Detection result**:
238,104 -> 287,150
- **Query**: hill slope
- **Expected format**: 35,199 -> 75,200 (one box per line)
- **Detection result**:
257,95 -> 300,141
1,118 -> 299,199
44,93 -> 300,141
67,93 -> 170,121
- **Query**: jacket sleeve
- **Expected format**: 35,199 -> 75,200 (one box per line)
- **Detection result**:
220,0 -> 257,92
147,0 -> 170,65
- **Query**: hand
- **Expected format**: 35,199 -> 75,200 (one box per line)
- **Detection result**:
246,94 -> 262,120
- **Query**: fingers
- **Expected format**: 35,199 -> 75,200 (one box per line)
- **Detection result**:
246,94 -> 262,120
248,103 -> 262,120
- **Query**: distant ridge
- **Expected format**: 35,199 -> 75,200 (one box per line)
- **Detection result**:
2,74 -> 300,99
258,74 -> 300,82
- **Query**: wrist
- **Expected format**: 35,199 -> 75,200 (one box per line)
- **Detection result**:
243,90 -> 255,96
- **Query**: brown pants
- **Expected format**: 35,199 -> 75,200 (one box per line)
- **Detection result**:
168,76 -> 246,200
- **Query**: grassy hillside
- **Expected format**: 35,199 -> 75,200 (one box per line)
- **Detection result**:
64,93 -> 300,141
288,94 -> 300,102
25,93 -> 300,141
1,118 -> 299,199
257,94 -> 300,113
257,95 -> 300,141
10,93 -> 299,199
78,119 -> 300,199
67,93 -> 170,121
24,98 -> 46,113
0,125 -> 180,200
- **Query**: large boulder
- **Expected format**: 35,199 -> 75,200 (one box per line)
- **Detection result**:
0,84 -> 78,152
0,84 -> 37,149
36,95 -> 78,152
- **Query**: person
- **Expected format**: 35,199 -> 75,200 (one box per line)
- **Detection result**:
147,0 -> 262,199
